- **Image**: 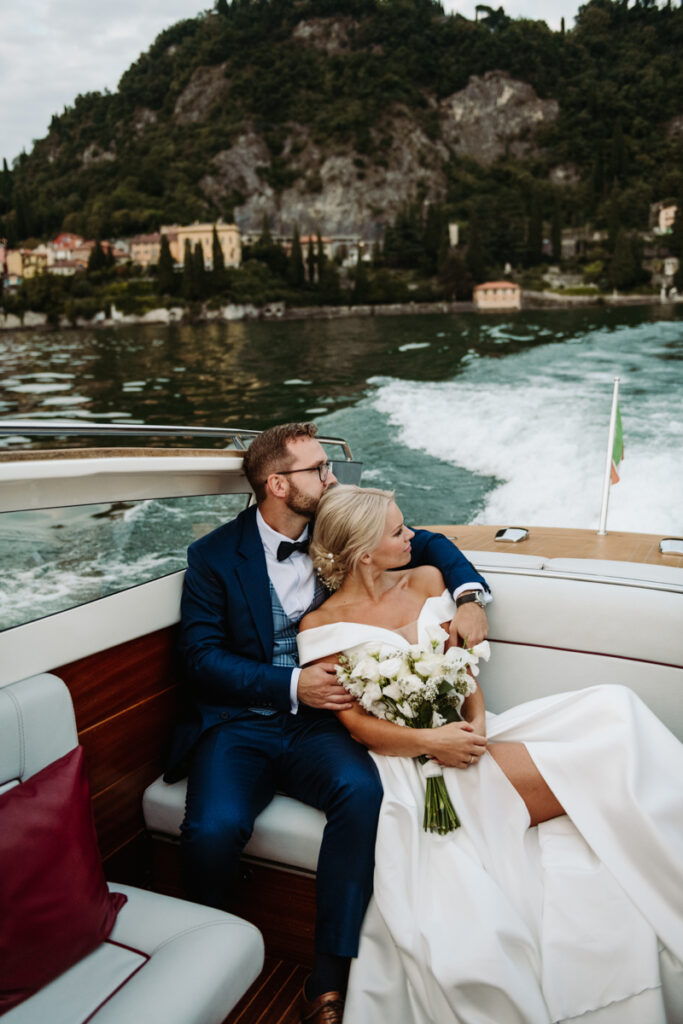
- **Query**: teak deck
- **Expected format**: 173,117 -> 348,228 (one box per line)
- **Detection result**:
424,523 -> 683,569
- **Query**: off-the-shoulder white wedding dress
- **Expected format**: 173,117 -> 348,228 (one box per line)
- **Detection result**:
297,592 -> 683,1024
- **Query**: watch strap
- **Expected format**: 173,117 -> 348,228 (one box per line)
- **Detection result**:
455,592 -> 483,609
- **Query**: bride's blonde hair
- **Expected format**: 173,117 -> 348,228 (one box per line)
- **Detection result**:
311,484 -> 395,591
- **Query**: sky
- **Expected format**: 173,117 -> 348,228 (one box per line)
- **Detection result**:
0,0 -> 582,167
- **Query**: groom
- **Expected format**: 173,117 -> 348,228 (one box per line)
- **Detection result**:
165,422 -> 490,1024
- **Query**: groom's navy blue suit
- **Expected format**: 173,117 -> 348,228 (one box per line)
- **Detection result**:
166,504 -> 488,957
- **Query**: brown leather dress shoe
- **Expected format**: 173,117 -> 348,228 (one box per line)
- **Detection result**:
300,988 -> 345,1024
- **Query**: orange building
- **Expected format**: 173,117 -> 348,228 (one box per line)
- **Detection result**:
473,281 -> 522,310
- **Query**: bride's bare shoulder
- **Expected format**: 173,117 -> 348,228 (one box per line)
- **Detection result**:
299,597 -> 343,632
406,565 -> 446,598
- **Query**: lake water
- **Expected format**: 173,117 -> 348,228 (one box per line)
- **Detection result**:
2,304 -> 682,532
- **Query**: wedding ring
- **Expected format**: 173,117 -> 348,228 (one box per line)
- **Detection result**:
468,754 -> 474,765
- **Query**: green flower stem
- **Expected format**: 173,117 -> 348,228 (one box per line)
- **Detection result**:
417,756 -> 461,834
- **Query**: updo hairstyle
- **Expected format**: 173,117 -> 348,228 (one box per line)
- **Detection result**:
310,484 -> 395,590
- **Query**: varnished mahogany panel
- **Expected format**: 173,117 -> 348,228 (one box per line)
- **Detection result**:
58,625 -> 180,732
80,687 -> 178,796
92,760 -> 164,860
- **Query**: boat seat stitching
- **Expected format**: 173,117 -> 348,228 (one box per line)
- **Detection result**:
150,918 -> 259,955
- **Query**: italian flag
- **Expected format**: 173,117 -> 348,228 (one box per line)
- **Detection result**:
611,404 -> 624,484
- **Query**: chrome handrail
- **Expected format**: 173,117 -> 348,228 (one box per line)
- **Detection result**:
0,420 -> 354,460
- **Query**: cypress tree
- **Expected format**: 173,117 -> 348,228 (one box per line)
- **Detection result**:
551,197 -> 562,262
157,234 -> 176,294
608,229 -> 637,290
194,241 -> 207,298
316,232 -> 326,278
288,227 -> 305,288
607,197 -> 621,252
87,239 -> 107,273
212,226 -> 226,292
527,191 -> 543,267
307,238 -> 316,283
181,239 -> 195,299
352,249 -> 370,303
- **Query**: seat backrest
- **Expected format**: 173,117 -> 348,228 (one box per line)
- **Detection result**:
465,557 -> 683,742
0,674 -> 78,794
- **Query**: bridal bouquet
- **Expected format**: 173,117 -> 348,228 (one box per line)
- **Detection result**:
336,626 -> 490,835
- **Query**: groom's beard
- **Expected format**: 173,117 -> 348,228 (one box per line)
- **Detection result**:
284,480 -> 319,519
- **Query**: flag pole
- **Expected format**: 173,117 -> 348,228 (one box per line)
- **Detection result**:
597,377 -> 620,536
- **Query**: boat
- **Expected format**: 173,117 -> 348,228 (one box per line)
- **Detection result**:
1,420 -> 682,1023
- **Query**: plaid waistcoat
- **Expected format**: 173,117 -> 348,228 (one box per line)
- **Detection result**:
269,578 -> 326,668
249,578 -> 326,717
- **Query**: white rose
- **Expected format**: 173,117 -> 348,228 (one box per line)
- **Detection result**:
361,681 -> 382,705
351,657 -> 381,682
413,652 -> 446,678
377,656 -> 404,679
403,673 -> 425,695
383,681 -> 403,701
444,646 -> 469,669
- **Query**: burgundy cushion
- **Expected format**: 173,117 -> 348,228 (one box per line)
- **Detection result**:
0,745 -> 127,1013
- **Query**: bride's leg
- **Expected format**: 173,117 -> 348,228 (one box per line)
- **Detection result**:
489,742 -> 565,826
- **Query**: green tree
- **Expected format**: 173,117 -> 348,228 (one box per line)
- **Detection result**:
288,227 -> 305,289
551,197 -> 562,262
157,234 -> 176,294
194,241 -> 207,298
608,229 -> 637,290
181,239 -> 195,300
87,239 -> 107,273
212,226 -> 227,292
316,233 -> 326,279
307,238 -> 316,284
526,191 -> 543,267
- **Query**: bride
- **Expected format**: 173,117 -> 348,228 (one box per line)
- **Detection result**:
297,485 -> 683,1024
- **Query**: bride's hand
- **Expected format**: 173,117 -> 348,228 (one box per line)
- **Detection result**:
424,721 -> 487,769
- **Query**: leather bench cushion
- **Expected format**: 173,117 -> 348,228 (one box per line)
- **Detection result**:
4,885 -> 264,1024
143,780 -> 325,874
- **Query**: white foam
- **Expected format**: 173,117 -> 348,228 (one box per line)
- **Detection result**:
371,322 -> 683,534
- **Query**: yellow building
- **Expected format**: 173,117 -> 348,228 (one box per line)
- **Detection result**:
163,222 -> 241,268
6,248 -> 48,280
473,281 -> 522,310
130,233 -> 161,267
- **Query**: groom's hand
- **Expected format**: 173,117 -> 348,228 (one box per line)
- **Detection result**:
450,603 -> 488,649
298,664 -> 355,710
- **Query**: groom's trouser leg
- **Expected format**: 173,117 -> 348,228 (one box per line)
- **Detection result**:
180,718 -> 277,909
282,711 -> 383,958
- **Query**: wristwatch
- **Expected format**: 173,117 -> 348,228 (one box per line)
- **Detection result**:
455,591 -> 487,610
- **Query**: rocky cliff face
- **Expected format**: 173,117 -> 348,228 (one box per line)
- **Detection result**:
195,69 -> 558,236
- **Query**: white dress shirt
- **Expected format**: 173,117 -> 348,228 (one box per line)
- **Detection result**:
256,509 -> 313,713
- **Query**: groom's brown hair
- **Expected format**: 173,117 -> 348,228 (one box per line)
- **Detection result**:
242,421 -> 318,502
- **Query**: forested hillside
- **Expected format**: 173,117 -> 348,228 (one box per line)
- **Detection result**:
1,0 -> 682,267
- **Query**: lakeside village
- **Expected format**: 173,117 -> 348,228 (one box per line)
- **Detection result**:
0,201 -> 681,331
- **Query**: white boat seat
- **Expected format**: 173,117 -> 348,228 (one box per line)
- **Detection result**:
0,674 -> 264,1024
143,777 -> 325,874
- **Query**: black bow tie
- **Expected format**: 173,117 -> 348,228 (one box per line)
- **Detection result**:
277,537 -> 310,562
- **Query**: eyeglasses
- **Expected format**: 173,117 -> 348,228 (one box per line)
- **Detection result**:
276,461 -> 332,482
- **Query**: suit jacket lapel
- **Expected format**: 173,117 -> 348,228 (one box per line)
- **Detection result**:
236,505 -> 273,659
